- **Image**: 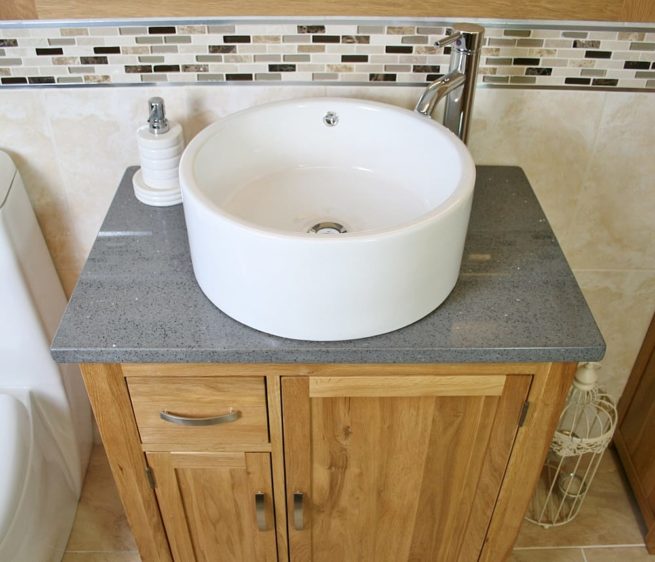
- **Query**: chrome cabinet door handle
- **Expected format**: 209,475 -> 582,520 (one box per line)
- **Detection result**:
293,491 -> 304,530
255,492 -> 267,531
159,408 -> 241,426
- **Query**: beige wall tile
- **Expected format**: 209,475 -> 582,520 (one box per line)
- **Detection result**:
567,93 -> 655,271
42,86 -> 187,260
468,89 -> 606,249
0,90 -> 82,281
184,84 -> 328,139
511,548 -> 585,561
59,267 -> 82,299
324,84 -> 424,111
574,269 -> 655,399
584,547 -> 655,561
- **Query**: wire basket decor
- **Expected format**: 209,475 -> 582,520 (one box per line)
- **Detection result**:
525,362 -> 617,527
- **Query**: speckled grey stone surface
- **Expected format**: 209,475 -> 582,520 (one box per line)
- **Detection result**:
51,166 -> 605,364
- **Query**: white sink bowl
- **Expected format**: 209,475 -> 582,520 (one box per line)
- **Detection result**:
179,97 -> 475,341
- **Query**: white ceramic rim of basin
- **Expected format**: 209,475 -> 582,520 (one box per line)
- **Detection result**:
179,97 -> 476,242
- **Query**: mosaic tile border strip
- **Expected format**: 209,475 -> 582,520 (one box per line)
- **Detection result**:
0,19 -> 654,90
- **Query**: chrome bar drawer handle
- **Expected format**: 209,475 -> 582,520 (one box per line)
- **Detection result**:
255,492 -> 267,531
159,408 -> 241,426
293,491 -> 304,530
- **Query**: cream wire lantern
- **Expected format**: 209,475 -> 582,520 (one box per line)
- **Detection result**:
525,362 -> 617,527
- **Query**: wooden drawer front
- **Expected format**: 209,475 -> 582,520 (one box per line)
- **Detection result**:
128,376 -> 269,446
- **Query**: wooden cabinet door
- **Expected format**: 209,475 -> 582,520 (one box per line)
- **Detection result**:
615,312 -> 655,552
282,374 -> 531,562
146,451 -> 277,562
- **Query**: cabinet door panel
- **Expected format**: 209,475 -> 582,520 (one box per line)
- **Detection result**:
621,350 -> 655,509
147,451 -> 277,562
283,375 -> 530,562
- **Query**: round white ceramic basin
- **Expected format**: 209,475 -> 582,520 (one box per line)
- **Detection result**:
180,97 -> 475,341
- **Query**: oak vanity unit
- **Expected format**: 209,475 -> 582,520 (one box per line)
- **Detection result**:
52,166 -> 605,562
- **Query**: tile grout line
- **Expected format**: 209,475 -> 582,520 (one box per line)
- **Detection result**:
514,542 -> 646,550
581,543 -> 647,548
64,550 -> 140,553
514,545 -> 592,550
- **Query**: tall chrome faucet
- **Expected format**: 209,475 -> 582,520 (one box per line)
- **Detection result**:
415,23 -> 485,144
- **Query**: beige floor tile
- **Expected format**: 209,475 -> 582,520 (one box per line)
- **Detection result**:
515,450 -> 646,548
69,441 -> 647,561
584,546 -> 655,561
510,548 -> 585,561
62,553 -> 140,562
65,445 -> 137,552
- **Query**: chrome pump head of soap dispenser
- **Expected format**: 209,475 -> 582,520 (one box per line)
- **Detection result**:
148,97 -> 169,135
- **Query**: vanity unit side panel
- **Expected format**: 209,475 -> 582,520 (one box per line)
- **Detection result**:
80,363 -> 173,562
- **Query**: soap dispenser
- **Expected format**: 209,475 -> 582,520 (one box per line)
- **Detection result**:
132,97 -> 184,206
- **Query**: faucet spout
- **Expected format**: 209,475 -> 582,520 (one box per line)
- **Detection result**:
414,23 -> 484,144
414,70 -> 466,118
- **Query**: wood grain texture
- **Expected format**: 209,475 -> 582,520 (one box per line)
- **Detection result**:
80,364 -> 172,562
32,0 -> 640,21
615,312 -> 655,554
309,375 -> 506,397
297,363 -> 536,377
127,376 -> 269,447
478,362 -> 577,562
618,313 -> 655,425
123,363 -> 538,378
146,452 -> 196,562
458,375 -> 532,561
123,364 -> 270,378
614,430 -> 655,553
283,373 -> 529,561
281,378 -> 312,561
147,451 -> 277,562
620,349 -> 655,497
142,442 -> 272,453
0,0 -> 37,20
266,376 -> 290,562
622,0 -> 655,21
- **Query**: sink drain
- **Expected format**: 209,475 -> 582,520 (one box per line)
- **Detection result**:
323,111 -> 339,127
308,221 -> 348,235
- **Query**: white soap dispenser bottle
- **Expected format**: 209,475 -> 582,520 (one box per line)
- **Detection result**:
132,96 -> 184,206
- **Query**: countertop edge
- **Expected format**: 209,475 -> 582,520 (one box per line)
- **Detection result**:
51,346 -> 606,365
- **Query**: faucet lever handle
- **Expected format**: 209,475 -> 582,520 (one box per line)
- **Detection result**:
435,30 -> 462,49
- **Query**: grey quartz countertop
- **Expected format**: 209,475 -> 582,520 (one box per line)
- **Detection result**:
51,166 -> 605,364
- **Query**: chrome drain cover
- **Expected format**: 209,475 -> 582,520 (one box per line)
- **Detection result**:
323,111 -> 339,126
308,221 -> 348,235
